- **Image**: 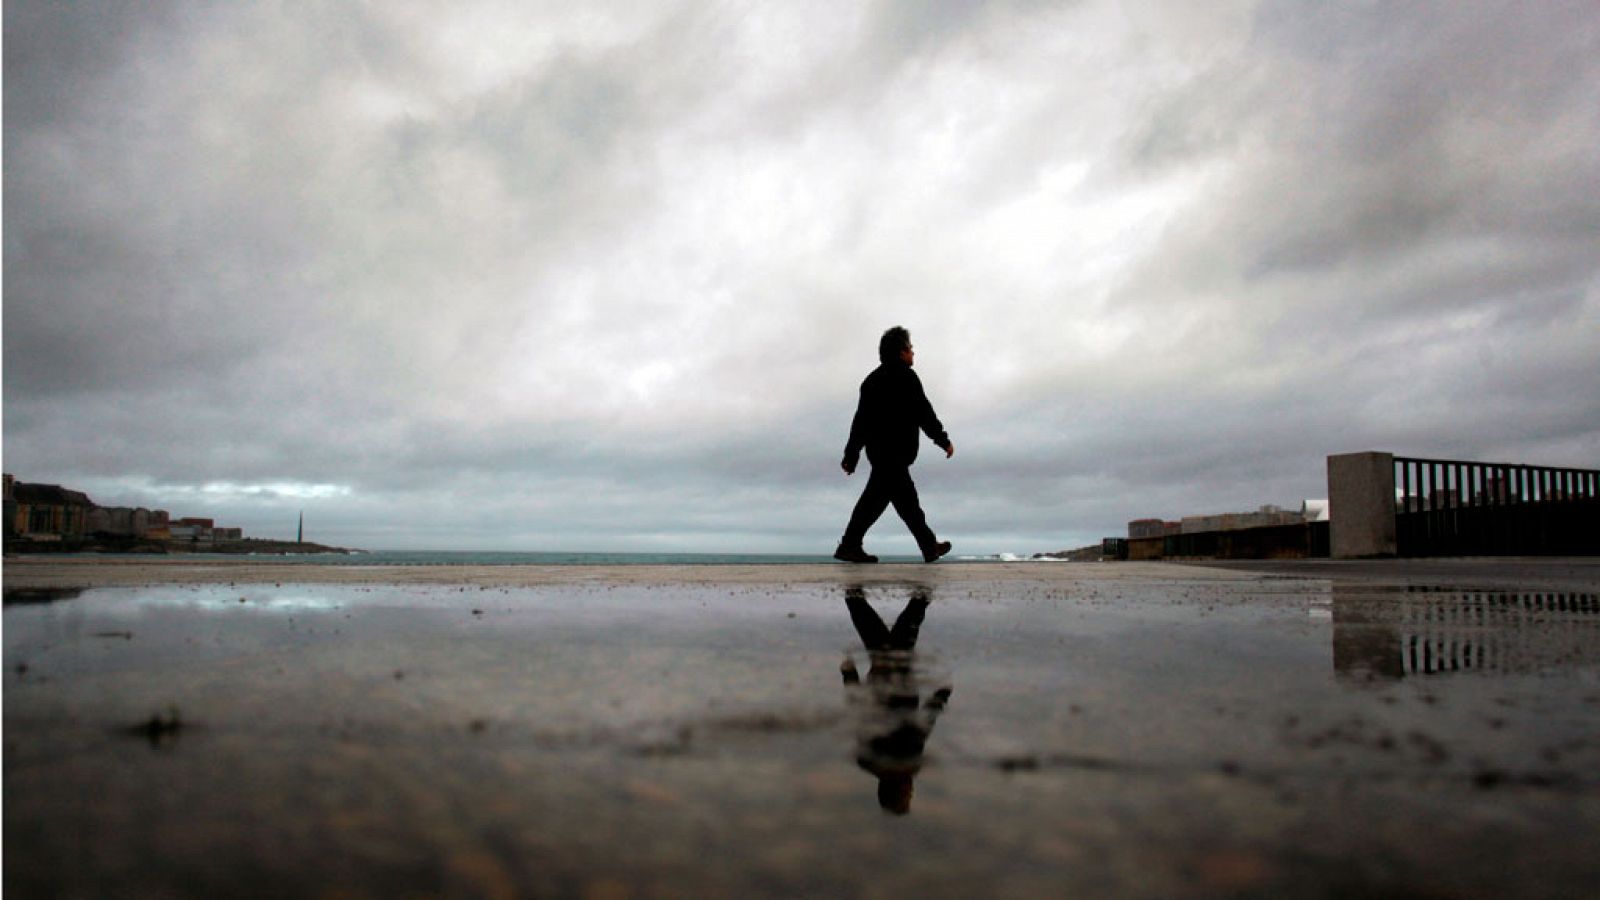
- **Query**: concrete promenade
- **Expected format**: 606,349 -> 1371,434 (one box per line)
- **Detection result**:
6,558 -> 1599,897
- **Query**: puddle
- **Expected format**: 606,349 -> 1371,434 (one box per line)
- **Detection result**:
6,577 -> 1600,897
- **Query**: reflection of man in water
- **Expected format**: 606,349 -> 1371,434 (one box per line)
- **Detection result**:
841,586 -> 952,815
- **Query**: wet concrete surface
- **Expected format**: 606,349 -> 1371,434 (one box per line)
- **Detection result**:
6,568 -> 1600,897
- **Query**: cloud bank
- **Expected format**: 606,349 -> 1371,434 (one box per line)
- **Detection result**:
6,0 -> 1598,552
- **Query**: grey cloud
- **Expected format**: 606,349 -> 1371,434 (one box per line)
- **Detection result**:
1098,1 -> 1599,473
2,2 -> 187,130
5,1 -> 1597,554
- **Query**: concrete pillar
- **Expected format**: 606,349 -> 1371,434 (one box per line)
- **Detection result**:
1328,452 -> 1396,558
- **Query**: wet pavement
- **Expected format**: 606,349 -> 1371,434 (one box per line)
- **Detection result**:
6,568 -> 1600,897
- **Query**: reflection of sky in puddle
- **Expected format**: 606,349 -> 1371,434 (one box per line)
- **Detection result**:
10,585 -> 354,619
9,579 -> 1600,811
2,573 -> 1598,900
148,592 -> 345,613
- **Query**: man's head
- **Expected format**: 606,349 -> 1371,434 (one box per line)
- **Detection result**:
878,327 -> 913,366
877,772 -> 915,815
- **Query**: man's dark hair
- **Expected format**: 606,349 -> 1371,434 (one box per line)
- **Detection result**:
878,326 -> 911,364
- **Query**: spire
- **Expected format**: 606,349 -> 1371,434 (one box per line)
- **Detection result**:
297,511 -> 304,544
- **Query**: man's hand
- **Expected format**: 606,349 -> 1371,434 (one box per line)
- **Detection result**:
842,460 -> 856,475
944,441 -> 955,459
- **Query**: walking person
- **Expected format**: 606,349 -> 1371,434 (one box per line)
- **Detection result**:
835,327 -> 954,564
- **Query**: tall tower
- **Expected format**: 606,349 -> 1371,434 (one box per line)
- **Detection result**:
297,511 -> 303,544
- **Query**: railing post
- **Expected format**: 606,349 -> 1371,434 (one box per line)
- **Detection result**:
1329,452 -> 1398,558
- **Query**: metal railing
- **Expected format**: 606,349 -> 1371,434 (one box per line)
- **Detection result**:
1394,456 -> 1600,556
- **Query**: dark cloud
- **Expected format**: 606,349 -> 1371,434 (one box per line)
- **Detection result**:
5,1 -> 1597,553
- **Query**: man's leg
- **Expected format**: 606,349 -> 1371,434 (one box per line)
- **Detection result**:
886,590 -> 930,650
845,588 -> 891,650
885,468 -> 939,555
841,467 -> 893,550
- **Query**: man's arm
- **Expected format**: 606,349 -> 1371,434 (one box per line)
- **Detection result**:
842,385 -> 868,474
910,371 -> 952,457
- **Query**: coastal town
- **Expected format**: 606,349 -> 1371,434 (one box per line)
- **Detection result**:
3,473 -> 344,554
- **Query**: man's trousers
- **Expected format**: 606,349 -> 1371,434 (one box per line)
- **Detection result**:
841,464 -> 937,554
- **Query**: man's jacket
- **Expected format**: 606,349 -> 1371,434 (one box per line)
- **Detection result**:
843,360 -> 951,470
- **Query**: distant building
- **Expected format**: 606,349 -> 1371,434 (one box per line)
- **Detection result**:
1179,505 -> 1303,534
4,474 -> 245,546
1128,519 -> 1165,539
1128,519 -> 1181,539
6,479 -> 95,539
171,517 -> 216,543
86,506 -> 154,537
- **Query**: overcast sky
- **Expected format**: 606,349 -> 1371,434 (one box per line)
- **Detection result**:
5,1 -> 1598,555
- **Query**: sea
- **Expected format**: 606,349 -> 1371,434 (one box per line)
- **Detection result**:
133,550 -> 1059,566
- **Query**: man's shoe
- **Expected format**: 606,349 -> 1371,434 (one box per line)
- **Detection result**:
834,545 -> 878,564
923,541 -> 952,563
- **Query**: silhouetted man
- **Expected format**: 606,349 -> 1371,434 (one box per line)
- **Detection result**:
836,327 -> 954,564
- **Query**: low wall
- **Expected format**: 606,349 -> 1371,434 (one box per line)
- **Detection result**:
1128,537 -> 1164,561
1124,523 -> 1327,561
1165,522 -> 1325,560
